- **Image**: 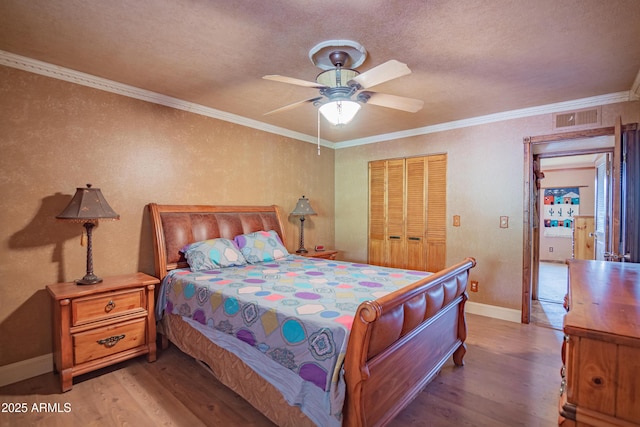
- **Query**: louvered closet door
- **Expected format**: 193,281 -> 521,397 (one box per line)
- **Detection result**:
405,157 -> 426,270
368,161 -> 386,266
386,159 -> 406,267
425,154 -> 447,271
368,154 -> 446,271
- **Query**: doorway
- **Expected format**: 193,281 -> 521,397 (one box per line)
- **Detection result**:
531,153 -> 607,329
522,127 -> 617,324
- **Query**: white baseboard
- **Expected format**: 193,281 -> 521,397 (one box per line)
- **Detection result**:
0,353 -> 53,388
466,301 -> 522,323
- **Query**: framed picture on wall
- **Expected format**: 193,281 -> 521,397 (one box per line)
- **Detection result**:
543,187 -> 580,238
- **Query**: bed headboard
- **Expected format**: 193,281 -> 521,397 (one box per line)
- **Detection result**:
148,203 -> 287,280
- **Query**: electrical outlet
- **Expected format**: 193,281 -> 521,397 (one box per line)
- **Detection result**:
453,215 -> 460,227
470,280 -> 478,292
549,247 -> 554,253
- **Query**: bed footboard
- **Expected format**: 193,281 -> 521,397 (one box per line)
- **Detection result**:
343,257 -> 476,427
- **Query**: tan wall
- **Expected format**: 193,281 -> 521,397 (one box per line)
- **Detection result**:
334,101 -> 640,310
0,66 -> 335,366
539,168 -> 596,262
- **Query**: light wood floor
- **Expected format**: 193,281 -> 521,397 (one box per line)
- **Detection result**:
0,314 -> 563,426
537,261 -> 568,302
532,262 -> 569,331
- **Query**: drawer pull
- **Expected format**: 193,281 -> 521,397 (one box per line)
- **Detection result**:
408,237 -> 421,241
105,300 -> 116,312
389,236 -> 401,240
97,334 -> 125,348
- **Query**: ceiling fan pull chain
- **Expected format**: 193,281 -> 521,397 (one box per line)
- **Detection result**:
317,109 -> 321,156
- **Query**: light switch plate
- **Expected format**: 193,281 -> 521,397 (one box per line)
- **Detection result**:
453,215 -> 460,227
500,216 -> 509,228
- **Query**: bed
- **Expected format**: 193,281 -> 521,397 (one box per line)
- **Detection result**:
148,203 -> 476,426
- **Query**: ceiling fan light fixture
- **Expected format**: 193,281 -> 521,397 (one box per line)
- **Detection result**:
319,99 -> 361,125
264,41 -> 421,122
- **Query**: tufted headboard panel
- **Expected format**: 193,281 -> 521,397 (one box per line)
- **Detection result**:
148,203 -> 287,280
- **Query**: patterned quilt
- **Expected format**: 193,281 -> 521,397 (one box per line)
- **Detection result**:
157,254 -> 431,424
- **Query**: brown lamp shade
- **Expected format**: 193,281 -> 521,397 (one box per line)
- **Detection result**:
56,184 -> 119,285
56,184 -> 119,222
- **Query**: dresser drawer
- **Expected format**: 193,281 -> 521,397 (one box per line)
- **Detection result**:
72,288 -> 146,326
73,318 -> 146,364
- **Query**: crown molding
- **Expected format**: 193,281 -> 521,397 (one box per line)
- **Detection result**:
334,91 -> 632,149
1,50 -> 633,150
0,50 -> 331,148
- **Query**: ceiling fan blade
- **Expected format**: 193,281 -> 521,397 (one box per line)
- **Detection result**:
348,60 -> 412,89
358,91 -> 424,113
264,97 -> 323,115
263,75 -> 327,89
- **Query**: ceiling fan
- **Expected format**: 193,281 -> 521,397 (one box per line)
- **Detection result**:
263,40 -> 424,126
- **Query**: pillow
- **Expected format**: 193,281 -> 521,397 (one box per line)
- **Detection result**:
234,230 -> 289,263
181,238 -> 247,271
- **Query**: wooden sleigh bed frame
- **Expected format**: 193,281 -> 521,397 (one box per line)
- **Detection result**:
148,203 -> 476,426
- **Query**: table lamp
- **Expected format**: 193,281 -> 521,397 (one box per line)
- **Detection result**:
56,184 -> 119,284
290,195 -> 316,253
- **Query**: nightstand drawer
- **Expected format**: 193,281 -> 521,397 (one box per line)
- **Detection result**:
73,318 -> 146,364
72,288 -> 146,326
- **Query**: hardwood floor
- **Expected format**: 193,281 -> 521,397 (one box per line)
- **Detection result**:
0,313 -> 563,426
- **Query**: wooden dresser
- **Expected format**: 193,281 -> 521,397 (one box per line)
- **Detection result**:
559,260 -> 640,426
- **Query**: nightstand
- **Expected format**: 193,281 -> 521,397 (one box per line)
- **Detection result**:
298,249 -> 338,260
46,272 -> 159,392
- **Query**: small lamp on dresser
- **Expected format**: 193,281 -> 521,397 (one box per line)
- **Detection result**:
290,195 -> 316,253
56,184 -> 119,285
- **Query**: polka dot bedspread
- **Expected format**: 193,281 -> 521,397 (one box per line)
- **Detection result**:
157,254 -> 431,422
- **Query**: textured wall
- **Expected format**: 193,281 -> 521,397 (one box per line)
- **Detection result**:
334,101 -> 640,310
0,66 -> 335,366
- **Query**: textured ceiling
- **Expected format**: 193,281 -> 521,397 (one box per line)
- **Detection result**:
1,0 -> 639,143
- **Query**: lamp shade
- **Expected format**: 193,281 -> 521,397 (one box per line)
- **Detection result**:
56,184 -> 118,285
319,99 -> 361,125
56,184 -> 119,222
290,195 -> 317,216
